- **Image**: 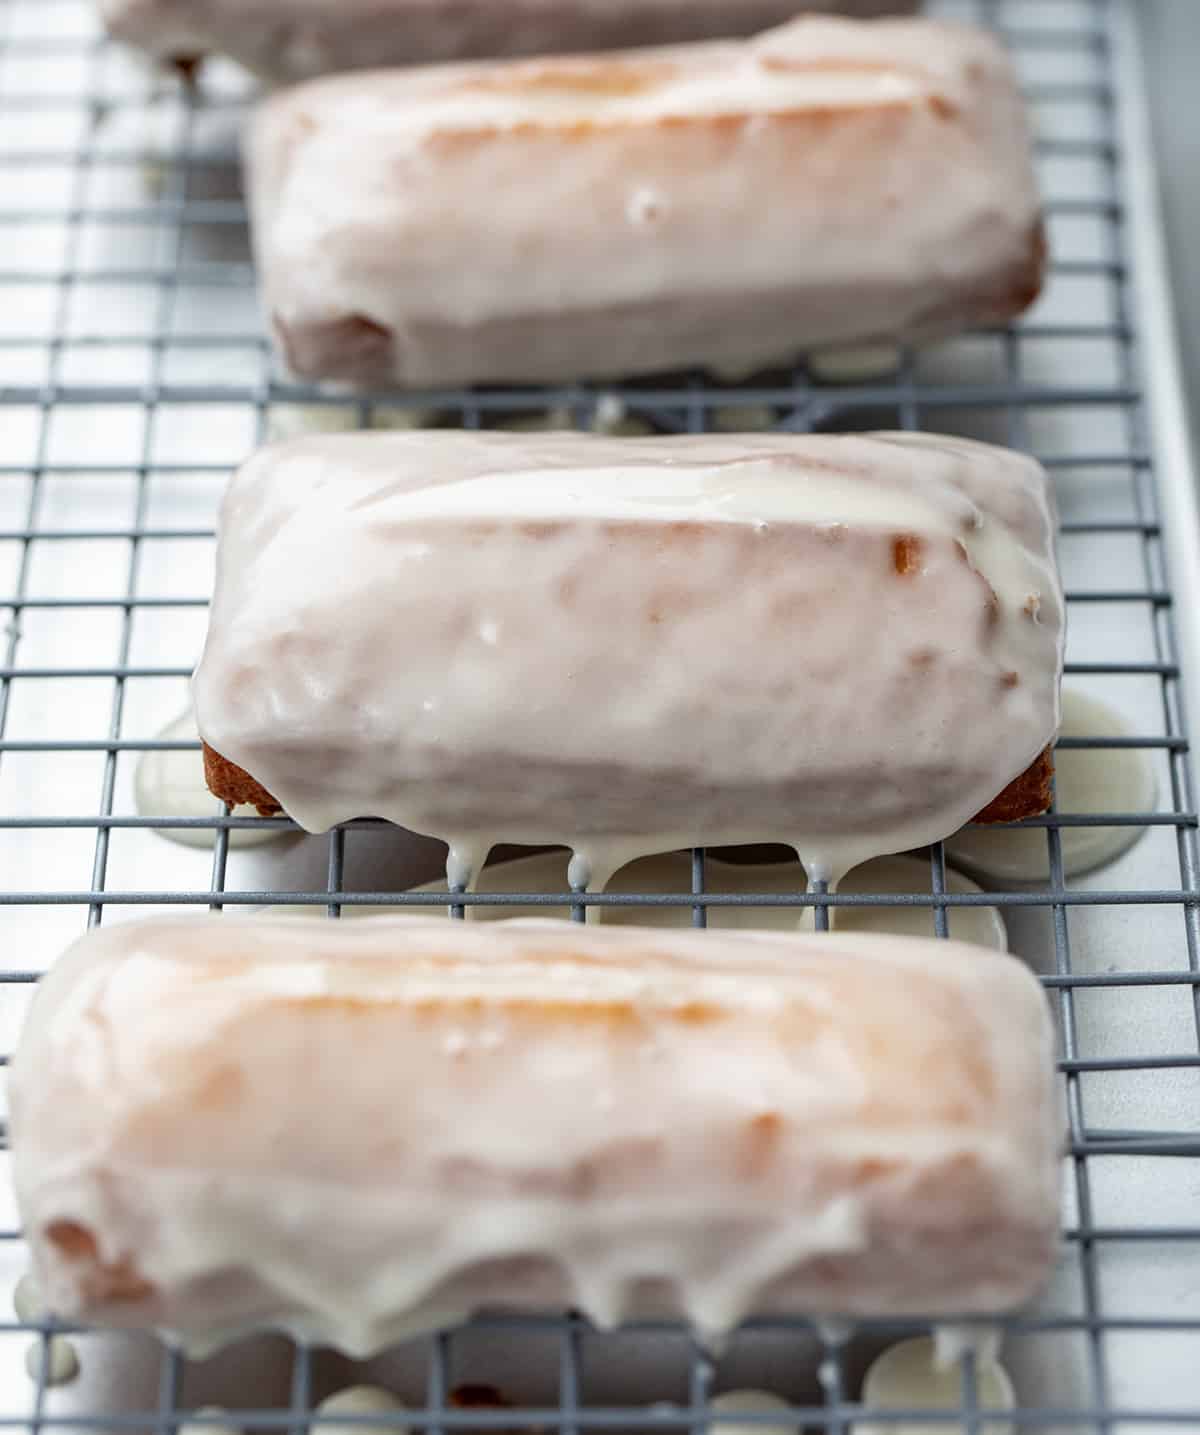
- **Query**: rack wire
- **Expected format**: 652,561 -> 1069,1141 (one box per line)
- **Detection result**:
1,0 -> 1198,1428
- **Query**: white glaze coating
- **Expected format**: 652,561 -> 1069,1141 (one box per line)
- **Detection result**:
13,1272 -> 43,1324
809,344 -> 902,385
245,15 -> 1042,387
177,1407 -> 244,1435
945,689 -> 1155,883
11,915 -> 1061,1356
708,1391 -> 797,1435
932,1322 -> 1003,1374
191,430 -> 1064,885
795,856 -> 1007,949
854,1337 -> 1014,1435
314,1388 -> 408,1435
25,1336 -> 79,1387
100,1 -> 915,83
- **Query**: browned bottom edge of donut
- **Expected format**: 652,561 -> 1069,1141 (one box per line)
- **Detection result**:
972,746 -> 1054,824
202,742 -> 284,817
201,743 -> 1055,832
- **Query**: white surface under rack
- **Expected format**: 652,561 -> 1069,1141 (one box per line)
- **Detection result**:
0,0 -> 1198,1430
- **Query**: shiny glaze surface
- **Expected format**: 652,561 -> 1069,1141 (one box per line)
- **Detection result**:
191,430 -> 1064,885
11,915 -> 1061,1354
246,15 -> 1042,386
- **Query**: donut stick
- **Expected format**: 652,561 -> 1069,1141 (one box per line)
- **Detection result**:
191,429 -> 1064,885
245,15 -> 1044,388
11,915 -> 1062,1354
98,0 -> 917,83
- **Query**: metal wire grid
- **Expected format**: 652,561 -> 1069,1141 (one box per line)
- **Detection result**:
0,0 -> 1198,1427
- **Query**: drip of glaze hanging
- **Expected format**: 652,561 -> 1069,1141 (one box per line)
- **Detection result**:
261,850 -> 1004,950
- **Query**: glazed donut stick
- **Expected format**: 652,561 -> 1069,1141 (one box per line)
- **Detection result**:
192,429 -> 1064,888
12,915 -> 1062,1355
246,14 -> 1044,388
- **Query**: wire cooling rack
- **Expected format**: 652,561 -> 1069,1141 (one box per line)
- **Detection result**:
2,0 -> 1200,1428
